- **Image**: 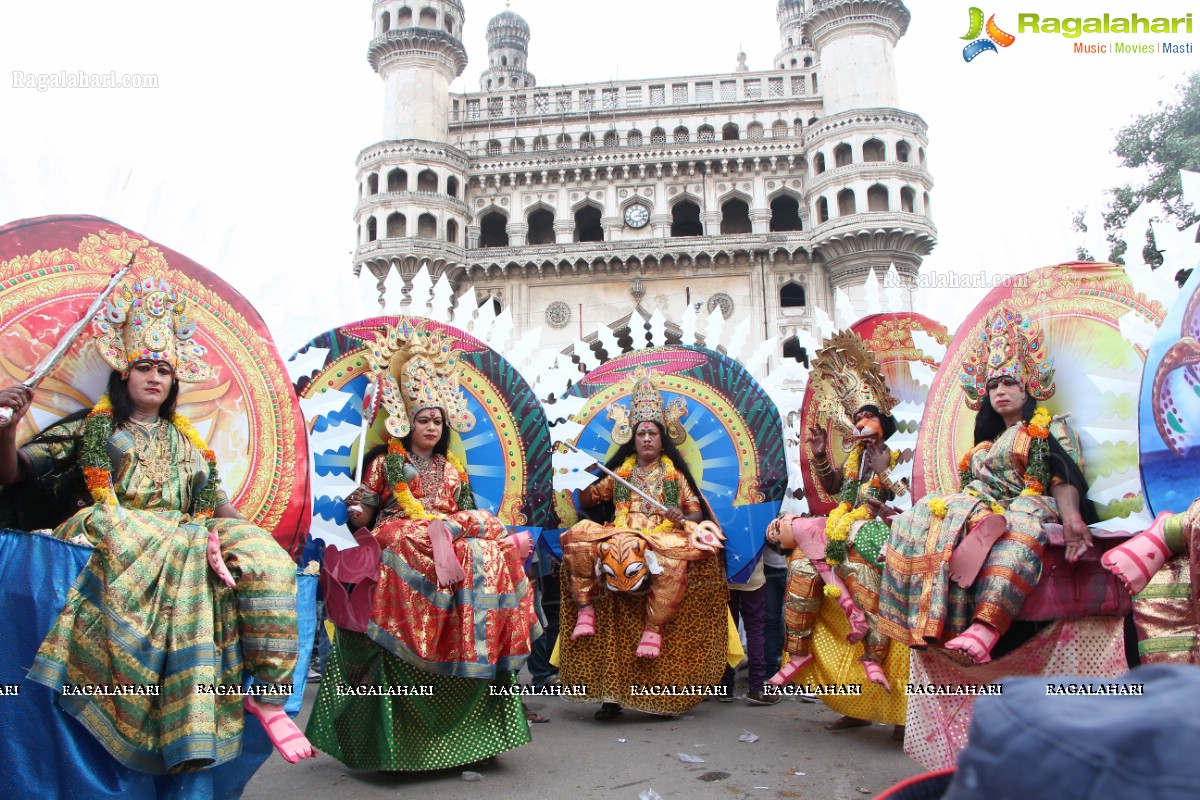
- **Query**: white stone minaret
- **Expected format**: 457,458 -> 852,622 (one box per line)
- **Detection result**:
479,5 -> 535,92
805,0 -> 906,116
774,0 -> 817,70
800,0 -> 935,305
354,0 -> 471,306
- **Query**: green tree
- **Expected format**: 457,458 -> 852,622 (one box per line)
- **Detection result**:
1081,71 -> 1200,284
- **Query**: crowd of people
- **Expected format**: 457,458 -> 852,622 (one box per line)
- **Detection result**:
1,281 -> 1197,789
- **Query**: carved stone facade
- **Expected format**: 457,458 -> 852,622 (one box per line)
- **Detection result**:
352,0 -> 935,365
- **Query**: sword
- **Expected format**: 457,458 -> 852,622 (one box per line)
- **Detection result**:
0,253 -> 137,427
560,440 -> 725,551
561,440 -> 671,514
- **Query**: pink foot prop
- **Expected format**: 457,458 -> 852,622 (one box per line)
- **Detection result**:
1101,512 -> 1173,596
947,514 -> 1007,588
245,697 -> 316,764
571,605 -> 596,639
944,623 -> 1000,665
207,530 -> 235,589
635,629 -> 662,658
838,595 -> 869,645
510,529 -> 533,561
427,519 -> 466,588
767,653 -> 813,686
861,660 -> 892,693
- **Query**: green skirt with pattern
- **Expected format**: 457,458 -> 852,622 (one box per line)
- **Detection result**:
305,629 -> 531,771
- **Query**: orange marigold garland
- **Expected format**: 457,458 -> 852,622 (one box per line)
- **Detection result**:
382,438 -> 471,520
1020,406 -> 1053,497
613,454 -> 678,535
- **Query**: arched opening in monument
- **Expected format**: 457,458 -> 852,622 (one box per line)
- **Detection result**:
479,211 -> 509,248
782,336 -> 810,366
837,189 -> 857,216
770,195 -> 802,231
527,208 -> 555,245
387,168 -> 407,192
780,282 -> 806,307
671,201 -> 703,237
574,205 -> 603,242
386,212 -> 406,238
867,184 -> 889,212
417,213 -> 437,240
720,198 -> 751,234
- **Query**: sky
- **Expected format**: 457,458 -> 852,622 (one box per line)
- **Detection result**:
1,0 -> 1197,358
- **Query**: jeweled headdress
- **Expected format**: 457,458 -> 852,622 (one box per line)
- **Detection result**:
92,277 -> 213,383
810,330 -> 898,440
608,366 -> 688,446
367,319 -> 475,439
959,304 -> 1055,410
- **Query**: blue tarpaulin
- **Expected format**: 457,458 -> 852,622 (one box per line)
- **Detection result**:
0,529 -> 316,799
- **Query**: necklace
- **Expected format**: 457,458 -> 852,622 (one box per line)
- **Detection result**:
630,460 -> 666,496
408,452 -> 444,498
125,417 -> 174,485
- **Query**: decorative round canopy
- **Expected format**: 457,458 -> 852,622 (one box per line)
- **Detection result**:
291,316 -> 555,547
556,345 -> 787,582
913,262 -> 1163,526
0,215 -> 310,552
799,312 -> 950,516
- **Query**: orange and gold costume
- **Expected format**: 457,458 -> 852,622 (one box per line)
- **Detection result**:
562,470 -> 706,634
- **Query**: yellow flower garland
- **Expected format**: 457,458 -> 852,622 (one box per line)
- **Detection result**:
82,395 -> 220,517
386,439 -> 467,521
1020,406 -> 1053,496
823,443 -> 877,566
614,454 -> 678,535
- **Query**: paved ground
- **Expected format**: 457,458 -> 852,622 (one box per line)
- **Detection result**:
244,675 -> 924,800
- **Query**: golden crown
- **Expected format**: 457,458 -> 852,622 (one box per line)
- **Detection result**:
92,277 -> 213,383
367,320 -> 475,439
959,305 -> 1055,410
810,330 -> 898,439
608,366 -> 688,446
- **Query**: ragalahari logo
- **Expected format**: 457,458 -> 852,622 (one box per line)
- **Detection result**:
961,7 -> 1016,61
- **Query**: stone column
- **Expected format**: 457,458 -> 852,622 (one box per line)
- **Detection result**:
507,222 -> 529,248
554,220 -> 574,244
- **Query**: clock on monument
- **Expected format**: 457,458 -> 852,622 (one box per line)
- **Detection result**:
623,203 -> 650,229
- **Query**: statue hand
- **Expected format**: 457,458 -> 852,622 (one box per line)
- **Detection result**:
804,423 -> 827,458
866,443 -> 891,476
207,529 -> 236,589
685,520 -> 726,552
1062,516 -> 1094,563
